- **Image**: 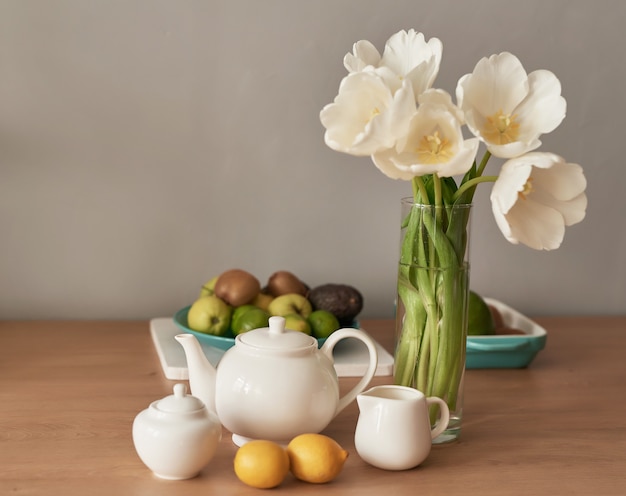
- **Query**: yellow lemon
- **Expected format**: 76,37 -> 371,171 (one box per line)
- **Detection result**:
233,440 -> 290,489
286,433 -> 348,484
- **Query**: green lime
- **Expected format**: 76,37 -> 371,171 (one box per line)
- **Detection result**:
232,307 -> 270,336
231,304 -> 256,331
307,310 -> 340,339
467,290 -> 496,336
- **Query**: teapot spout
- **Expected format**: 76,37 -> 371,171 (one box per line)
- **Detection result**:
175,334 -> 217,415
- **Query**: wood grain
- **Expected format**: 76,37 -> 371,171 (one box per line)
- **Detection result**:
1,317 -> 625,495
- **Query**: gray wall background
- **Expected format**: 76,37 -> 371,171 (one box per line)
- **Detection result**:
1,0 -> 624,320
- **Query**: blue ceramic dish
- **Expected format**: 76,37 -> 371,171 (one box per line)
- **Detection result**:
466,298 -> 547,369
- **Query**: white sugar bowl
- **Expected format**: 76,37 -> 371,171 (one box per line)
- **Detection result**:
132,383 -> 222,480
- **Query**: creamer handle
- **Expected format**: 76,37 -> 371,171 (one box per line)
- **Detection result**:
426,396 -> 450,440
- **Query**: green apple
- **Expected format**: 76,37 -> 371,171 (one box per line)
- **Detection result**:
308,310 -> 340,339
232,307 -> 270,336
199,276 -> 219,298
268,293 -> 313,319
284,313 -> 311,335
187,295 -> 232,336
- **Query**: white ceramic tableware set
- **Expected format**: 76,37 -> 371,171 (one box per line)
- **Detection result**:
132,316 -> 450,478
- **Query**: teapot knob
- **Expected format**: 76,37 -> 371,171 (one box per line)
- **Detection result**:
268,316 -> 286,336
173,383 -> 187,398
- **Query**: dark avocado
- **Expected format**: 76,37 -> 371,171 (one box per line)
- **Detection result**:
307,283 -> 363,324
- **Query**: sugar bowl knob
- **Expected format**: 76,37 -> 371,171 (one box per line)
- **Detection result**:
132,383 -> 222,480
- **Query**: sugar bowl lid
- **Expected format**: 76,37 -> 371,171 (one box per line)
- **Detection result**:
155,383 -> 205,413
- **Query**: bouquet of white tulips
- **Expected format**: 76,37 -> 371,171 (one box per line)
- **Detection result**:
319,29 -> 587,438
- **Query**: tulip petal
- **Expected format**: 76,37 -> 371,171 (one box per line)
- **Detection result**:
506,197 -> 566,250
560,193 -> 588,226
419,89 -> 465,123
515,70 -> 566,137
491,201 -> 515,243
491,161 -> 532,214
487,139 -> 542,159
344,40 -> 381,72
386,79 -> 418,139
438,138 -> 480,177
458,52 -> 529,119
372,148 -> 422,180
531,160 -> 586,201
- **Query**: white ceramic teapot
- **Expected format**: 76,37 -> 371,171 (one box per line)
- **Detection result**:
175,316 -> 378,446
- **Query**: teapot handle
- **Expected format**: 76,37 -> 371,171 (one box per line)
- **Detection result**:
320,328 -> 378,417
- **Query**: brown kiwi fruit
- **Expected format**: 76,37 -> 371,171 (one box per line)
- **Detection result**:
488,305 -> 504,329
214,269 -> 261,307
266,271 -> 308,297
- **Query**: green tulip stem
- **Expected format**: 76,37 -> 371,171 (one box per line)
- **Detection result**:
476,150 -> 492,176
452,176 -> 498,203
412,176 -> 430,205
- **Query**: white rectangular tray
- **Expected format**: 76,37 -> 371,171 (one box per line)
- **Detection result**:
150,317 -> 394,379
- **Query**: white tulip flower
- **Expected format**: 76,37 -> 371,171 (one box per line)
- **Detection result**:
343,39 -> 381,72
372,90 -> 479,180
456,52 -> 566,159
344,29 -> 442,98
490,152 -> 587,250
320,71 -> 416,156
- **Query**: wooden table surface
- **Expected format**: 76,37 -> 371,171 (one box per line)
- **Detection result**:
1,317 -> 625,495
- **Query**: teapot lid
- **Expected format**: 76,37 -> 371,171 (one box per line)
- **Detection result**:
155,383 -> 205,413
238,316 -> 316,350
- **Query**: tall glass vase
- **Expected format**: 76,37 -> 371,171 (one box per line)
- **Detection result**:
394,199 -> 471,444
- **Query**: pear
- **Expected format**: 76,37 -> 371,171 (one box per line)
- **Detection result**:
268,293 -> 313,319
199,275 -> 219,298
251,291 -> 274,311
284,314 -> 311,335
187,295 -> 232,336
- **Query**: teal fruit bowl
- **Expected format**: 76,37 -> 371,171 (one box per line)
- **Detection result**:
173,306 -> 334,351
466,298 -> 547,369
